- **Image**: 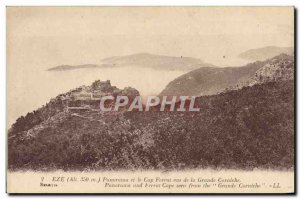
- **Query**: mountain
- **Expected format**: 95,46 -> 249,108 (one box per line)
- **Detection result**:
47,64 -> 110,71
239,46 -> 293,61
7,80 -> 139,140
101,53 -> 207,70
160,54 -> 294,96
8,80 -> 294,171
47,53 -> 210,71
8,53 -> 294,171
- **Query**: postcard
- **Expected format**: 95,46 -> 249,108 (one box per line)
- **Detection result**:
7,6 -> 295,194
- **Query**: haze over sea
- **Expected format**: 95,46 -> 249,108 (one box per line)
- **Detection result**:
7,54 -> 252,128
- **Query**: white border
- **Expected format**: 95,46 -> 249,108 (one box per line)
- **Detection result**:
1,1 -> 298,198
0,0 -> 298,6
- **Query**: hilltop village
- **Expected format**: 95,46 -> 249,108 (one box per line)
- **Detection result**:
56,80 -> 140,111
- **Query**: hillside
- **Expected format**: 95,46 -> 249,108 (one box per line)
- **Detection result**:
7,80 -> 139,140
239,46 -> 293,61
47,53 -> 210,71
160,54 -> 294,96
8,80 -> 294,171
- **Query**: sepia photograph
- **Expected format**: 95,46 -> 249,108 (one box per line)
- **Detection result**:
6,6 -> 295,194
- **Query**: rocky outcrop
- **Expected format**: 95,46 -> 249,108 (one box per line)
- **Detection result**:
254,54 -> 294,83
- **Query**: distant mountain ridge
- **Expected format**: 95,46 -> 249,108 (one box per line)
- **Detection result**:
239,46 -> 293,61
47,64 -> 108,71
160,54 -> 294,96
101,52 -> 207,70
48,53 -> 210,71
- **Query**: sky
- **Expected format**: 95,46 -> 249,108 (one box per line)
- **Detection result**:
7,7 -> 294,68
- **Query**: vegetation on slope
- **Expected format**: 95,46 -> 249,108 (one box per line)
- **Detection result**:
8,80 -> 294,171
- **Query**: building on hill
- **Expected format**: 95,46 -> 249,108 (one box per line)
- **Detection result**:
91,80 -> 113,93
